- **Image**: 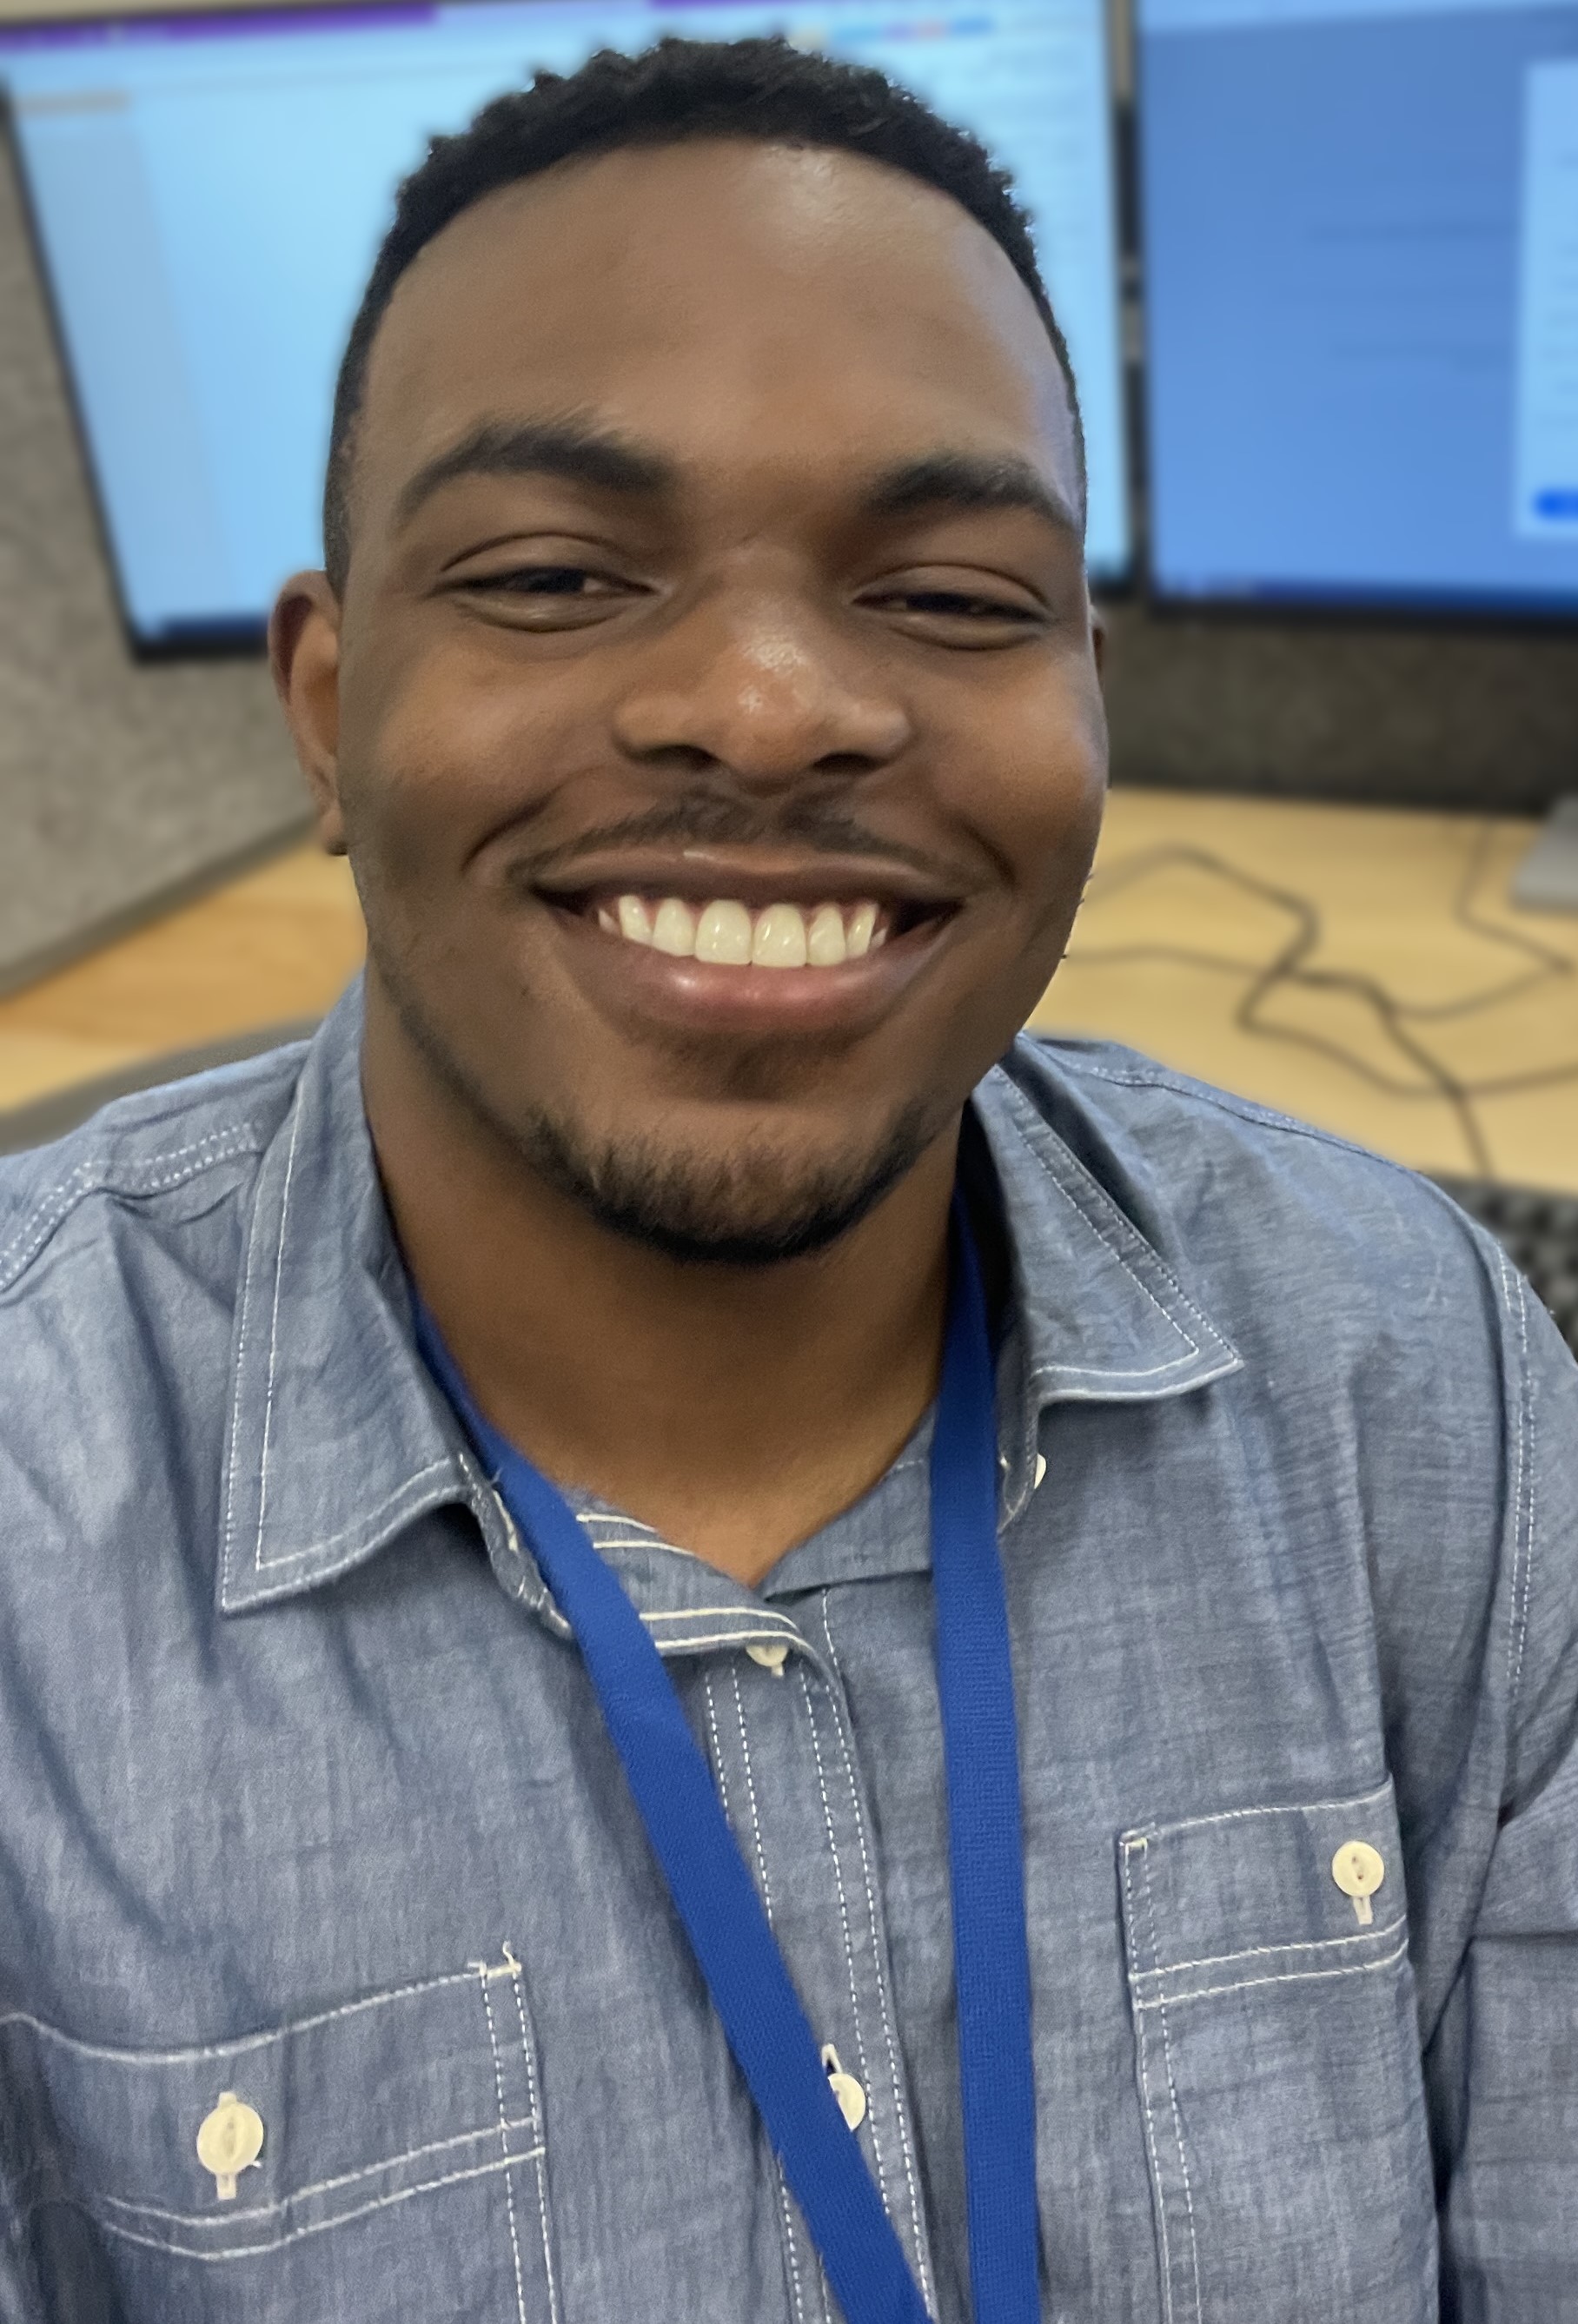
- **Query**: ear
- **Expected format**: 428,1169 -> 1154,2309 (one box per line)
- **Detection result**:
270,571 -> 348,855
1087,594 -> 1107,682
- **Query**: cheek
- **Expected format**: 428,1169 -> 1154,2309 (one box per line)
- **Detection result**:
335,633 -> 592,892
940,670 -> 1108,926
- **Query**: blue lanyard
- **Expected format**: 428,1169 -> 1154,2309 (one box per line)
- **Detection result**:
414,1202 -> 1038,2324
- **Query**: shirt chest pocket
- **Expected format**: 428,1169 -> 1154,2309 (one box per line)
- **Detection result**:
4,1948 -> 560,2324
1118,1779 -> 1436,2324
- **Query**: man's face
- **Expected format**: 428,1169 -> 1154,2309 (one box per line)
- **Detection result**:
276,137 -> 1106,1260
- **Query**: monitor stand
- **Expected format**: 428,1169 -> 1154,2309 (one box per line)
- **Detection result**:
1512,796 -> 1578,914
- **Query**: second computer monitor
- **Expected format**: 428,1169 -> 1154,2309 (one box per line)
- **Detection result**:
1138,0 -> 1578,616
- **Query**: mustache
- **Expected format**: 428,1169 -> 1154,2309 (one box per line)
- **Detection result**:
514,793 -> 960,886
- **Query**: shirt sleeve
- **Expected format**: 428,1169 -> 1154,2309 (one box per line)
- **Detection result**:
1432,1272 -> 1578,2319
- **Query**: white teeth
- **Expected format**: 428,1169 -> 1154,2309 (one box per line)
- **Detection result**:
807,904 -> 847,967
603,894 -> 889,969
753,903 -> 809,969
845,901 -> 879,959
617,895 -> 653,946
653,897 -> 697,957
694,899 -> 753,964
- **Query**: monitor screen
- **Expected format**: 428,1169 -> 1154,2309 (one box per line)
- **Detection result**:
0,0 -> 1128,652
1137,0 -> 1578,615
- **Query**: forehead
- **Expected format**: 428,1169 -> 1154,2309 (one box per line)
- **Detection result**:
357,139 -> 1078,521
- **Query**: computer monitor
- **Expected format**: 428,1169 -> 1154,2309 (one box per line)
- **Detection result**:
1137,0 -> 1578,616
0,0 -> 1128,653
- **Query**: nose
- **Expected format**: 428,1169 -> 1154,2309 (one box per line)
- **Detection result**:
610,588 -> 912,791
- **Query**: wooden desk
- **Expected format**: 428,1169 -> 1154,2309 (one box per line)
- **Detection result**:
1034,791 -> 1578,1193
0,845 -> 363,1110
2,789 -> 1575,1191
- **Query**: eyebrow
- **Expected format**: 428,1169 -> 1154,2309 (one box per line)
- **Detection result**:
859,451 -> 1082,539
394,418 -> 677,531
393,420 -> 1081,540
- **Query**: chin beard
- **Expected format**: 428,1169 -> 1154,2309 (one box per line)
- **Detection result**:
509,1098 -> 935,1266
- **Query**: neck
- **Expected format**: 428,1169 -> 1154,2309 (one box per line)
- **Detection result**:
364,1004 -> 957,1587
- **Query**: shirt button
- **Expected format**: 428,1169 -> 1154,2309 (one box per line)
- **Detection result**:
1330,1839 -> 1385,1924
820,2045 -> 867,2131
746,1641 -> 789,1675
196,2092 -> 264,2201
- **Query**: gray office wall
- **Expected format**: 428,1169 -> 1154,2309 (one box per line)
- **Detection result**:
0,141 -> 308,995
3,90 -> 1578,996
1100,596 -> 1578,808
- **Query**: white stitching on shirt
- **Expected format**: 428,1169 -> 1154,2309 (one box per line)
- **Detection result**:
818,1599 -> 933,2315
653,1628 -> 805,1657
1123,1775 -> 1392,1844
730,1665 -> 778,1933
1140,1835 -> 1202,2324
641,1607 -> 799,1625
220,1121 -> 276,1601
1129,1914 -> 1408,1983
507,1959 -> 561,2324
1502,1255 -> 1535,1716
247,1460 -> 457,1573
0,1127 -> 261,1293
1131,1936 -> 1410,2010
706,1673 -> 809,2324
477,1962 -> 529,2324
802,1665 -> 896,2229
252,1091 -> 305,1566
95,2116 -> 534,2224
716,1668 -> 808,2324
1122,1840 -> 1177,2324
76,2147 -> 546,2261
0,1965 -> 481,2063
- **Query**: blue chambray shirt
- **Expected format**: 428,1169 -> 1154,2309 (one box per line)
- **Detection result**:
0,983 -> 1575,2323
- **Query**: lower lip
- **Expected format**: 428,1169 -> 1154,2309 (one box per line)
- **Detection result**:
543,906 -> 952,1037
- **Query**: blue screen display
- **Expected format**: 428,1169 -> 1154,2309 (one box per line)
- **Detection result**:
1137,0 -> 1578,613
0,0 -> 1127,649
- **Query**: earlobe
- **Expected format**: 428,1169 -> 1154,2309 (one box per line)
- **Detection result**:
269,570 -> 348,856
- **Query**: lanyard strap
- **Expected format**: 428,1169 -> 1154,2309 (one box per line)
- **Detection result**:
414,1202 -> 1038,2324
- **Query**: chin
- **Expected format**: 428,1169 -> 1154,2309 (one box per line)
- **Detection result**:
509,1097 -> 938,1268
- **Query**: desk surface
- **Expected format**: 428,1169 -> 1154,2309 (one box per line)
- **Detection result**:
2,788 -> 1575,1192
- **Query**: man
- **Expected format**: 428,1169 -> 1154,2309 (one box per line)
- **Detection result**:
0,36 -> 1572,2322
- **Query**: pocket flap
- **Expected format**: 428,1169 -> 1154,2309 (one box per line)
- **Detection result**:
1119,1777 -> 1407,2007
8,1949 -> 543,2261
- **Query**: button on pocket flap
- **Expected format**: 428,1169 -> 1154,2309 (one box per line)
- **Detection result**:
1118,1778 -> 1407,2006
8,1948 -> 544,2260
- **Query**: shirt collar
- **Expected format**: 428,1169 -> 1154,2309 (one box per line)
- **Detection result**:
217,986 -> 496,1615
217,996 -> 1241,1617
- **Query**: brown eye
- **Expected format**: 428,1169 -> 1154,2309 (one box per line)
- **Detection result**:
859,579 -> 1049,644
890,589 -> 1038,620
446,559 -> 649,630
472,566 -> 618,596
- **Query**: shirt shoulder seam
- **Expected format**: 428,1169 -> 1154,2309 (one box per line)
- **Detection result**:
0,1121 -> 269,1296
1037,1044 -> 1466,1188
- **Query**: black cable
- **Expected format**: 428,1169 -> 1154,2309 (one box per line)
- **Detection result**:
1065,825 -> 1578,1179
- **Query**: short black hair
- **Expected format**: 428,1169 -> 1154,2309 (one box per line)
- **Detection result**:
322,33 -> 1084,594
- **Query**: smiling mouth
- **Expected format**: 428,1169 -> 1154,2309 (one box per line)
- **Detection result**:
547,888 -> 955,970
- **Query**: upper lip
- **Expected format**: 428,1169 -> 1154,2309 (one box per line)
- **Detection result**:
529,850 -> 964,914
